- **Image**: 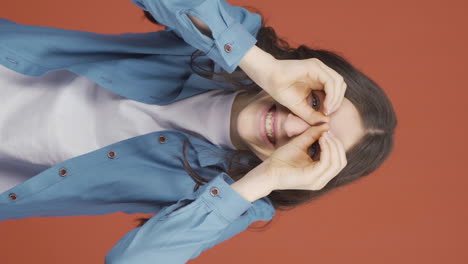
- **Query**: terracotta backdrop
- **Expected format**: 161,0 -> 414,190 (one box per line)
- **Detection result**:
1,0 -> 467,263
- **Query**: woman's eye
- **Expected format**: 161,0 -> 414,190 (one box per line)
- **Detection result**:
308,141 -> 321,161
309,92 -> 320,111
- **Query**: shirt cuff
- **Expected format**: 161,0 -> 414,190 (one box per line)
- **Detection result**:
198,173 -> 253,223
208,22 -> 258,73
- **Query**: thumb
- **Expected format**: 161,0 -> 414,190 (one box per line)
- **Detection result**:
288,123 -> 329,151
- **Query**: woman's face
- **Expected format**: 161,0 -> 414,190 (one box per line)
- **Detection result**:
232,90 -> 366,161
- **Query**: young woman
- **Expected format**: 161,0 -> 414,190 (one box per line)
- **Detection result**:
0,0 -> 397,263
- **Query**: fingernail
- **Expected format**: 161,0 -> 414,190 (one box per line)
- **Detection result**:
327,105 -> 333,115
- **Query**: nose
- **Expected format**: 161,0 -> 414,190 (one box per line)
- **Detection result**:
284,113 -> 328,138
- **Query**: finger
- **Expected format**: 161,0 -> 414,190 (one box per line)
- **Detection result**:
304,132 -> 331,190
326,132 -> 342,171
310,133 -> 339,189
316,63 -> 339,114
315,132 -> 345,189
329,131 -> 348,170
288,123 -> 329,152
330,76 -> 343,114
306,60 -> 335,112
315,70 -> 334,114
288,98 -> 330,126
315,60 -> 346,114
335,81 -> 347,112
313,132 -> 332,175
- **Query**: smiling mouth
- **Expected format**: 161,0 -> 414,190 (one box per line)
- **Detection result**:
265,105 -> 276,145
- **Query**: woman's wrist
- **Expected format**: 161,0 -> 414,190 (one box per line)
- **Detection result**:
230,170 -> 273,203
238,45 -> 278,91
186,14 -> 278,88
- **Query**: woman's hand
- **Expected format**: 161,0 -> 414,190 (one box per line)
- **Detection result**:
232,123 -> 347,202
239,46 -> 347,124
264,123 -> 347,191
266,57 -> 347,118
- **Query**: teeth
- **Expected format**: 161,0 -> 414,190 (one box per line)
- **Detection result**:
265,108 -> 274,143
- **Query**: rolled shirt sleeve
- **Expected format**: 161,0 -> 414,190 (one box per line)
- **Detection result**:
130,0 -> 262,73
105,173 -> 275,264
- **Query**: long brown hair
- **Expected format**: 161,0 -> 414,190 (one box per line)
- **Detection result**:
136,9 -> 397,228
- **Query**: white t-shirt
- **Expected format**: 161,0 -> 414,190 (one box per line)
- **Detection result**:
0,65 -> 242,193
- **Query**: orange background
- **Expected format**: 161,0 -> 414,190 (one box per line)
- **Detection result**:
1,0 -> 467,263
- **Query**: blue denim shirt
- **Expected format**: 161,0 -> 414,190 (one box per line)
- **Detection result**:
0,0 -> 275,263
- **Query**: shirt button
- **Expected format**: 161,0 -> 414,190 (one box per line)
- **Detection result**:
158,135 -> 166,144
9,193 -> 17,201
107,151 -> 116,159
59,168 -> 68,177
224,43 -> 232,53
210,187 -> 219,196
